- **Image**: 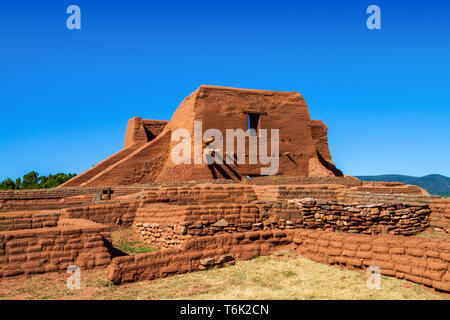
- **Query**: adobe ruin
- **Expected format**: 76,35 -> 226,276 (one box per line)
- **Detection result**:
61,85 -> 342,187
0,86 -> 449,293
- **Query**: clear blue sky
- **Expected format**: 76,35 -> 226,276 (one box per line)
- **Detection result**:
0,0 -> 449,180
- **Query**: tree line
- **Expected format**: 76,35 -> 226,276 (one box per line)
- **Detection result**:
0,171 -> 76,190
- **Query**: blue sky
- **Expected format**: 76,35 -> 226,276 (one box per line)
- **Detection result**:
0,0 -> 449,180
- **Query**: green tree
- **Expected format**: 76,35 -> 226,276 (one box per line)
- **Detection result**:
0,178 -> 15,190
15,178 -> 22,190
0,172 -> 76,190
22,171 -> 40,189
39,173 -> 76,189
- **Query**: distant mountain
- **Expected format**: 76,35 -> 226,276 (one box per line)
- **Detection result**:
355,174 -> 450,196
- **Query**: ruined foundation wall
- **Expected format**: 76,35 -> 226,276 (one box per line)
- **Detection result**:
429,198 -> 450,233
0,219 -> 111,278
291,229 -> 450,292
339,191 -> 439,205
62,201 -> 140,230
248,176 -> 361,187
106,230 -> 294,284
0,211 -> 60,231
261,198 -> 431,236
106,228 -> 450,293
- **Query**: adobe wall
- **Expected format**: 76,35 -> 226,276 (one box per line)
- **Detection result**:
264,198 -> 431,236
106,228 -> 450,293
248,176 -> 361,187
132,193 -> 432,251
339,191 -> 439,205
143,184 -> 257,204
123,117 -> 168,149
106,230 -> 294,284
0,186 -> 149,212
133,203 -> 263,249
291,229 -> 450,292
429,198 -> 450,233
0,211 -> 60,231
254,185 -> 340,202
67,85 -> 345,186
62,201 -> 140,230
0,218 -> 111,278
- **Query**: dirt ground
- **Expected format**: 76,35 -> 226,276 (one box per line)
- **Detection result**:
0,251 -> 447,300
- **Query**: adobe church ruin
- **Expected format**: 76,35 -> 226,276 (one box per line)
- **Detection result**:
62,85 -> 342,187
0,85 -> 448,292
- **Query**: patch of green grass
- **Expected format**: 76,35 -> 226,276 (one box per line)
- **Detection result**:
111,228 -> 158,255
116,238 -> 157,254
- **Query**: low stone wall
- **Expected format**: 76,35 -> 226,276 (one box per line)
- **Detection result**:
107,228 -> 450,293
247,176 -> 362,187
255,186 -> 339,202
281,198 -> 431,236
351,184 -> 427,195
106,230 -> 293,284
0,210 -> 60,231
0,218 -> 111,278
143,185 -> 257,205
291,229 -> 450,292
429,198 -> 450,233
62,201 -> 140,229
0,186 -> 149,212
133,203 -> 264,248
133,197 -> 433,250
340,191 -> 438,206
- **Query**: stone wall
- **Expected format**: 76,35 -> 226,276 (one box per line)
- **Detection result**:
0,186 -> 150,212
0,210 -> 60,231
0,218 -> 111,278
247,176 -> 362,187
291,229 -> 450,292
277,198 -> 431,236
106,228 -> 450,293
106,230 -> 293,284
62,201 -> 140,230
133,197 -> 432,251
143,185 -> 257,205
429,198 -> 450,233
340,191 -> 439,205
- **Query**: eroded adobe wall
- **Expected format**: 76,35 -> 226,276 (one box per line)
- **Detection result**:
0,189 -> 96,212
339,191 -> 439,205
248,176 -> 361,186
350,184 -> 429,195
142,184 -> 257,205
106,230 -> 294,284
0,211 -> 60,231
134,203 -> 263,249
429,198 -> 450,233
106,228 -> 450,293
84,131 -> 172,186
123,117 -> 168,149
0,186 -> 148,211
291,229 -> 450,292
62,201 -> 141,230
261,198 -> 431,236
0,218 -> 111,278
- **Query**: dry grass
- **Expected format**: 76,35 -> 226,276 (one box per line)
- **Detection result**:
416,228 -> 449,239
0,251 -> 446,300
